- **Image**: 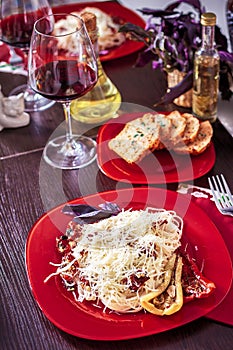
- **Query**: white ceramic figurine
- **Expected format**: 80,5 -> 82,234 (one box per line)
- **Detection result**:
0,86 -> 30,131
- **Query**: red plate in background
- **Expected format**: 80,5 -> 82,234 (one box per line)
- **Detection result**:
53,1 -> 145,61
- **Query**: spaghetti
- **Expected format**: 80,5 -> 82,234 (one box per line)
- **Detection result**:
53,7 -> 126,52
45,207 -> 183,313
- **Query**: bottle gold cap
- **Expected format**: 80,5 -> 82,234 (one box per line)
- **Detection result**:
201,12 -> 216,26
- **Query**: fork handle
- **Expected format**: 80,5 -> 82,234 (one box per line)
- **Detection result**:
221,206 -> 233,213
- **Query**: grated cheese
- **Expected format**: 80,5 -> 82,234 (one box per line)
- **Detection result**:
45,207 -> 183,313
53,7 -> 126,52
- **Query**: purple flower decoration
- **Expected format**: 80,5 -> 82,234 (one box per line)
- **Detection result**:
120,0 -> 233,102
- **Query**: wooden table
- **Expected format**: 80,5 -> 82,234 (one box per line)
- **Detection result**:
1,50 -> 233,350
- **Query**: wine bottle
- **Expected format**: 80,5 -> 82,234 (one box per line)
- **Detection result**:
71,11 -> 121,124
192,12 -> 220,123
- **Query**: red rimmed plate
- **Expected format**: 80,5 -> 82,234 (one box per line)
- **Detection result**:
0,42 -> 11,62
97,112 -> 216,184
52,1 -> 145,61
25,187 -> 232,340
178,186 -> 233,326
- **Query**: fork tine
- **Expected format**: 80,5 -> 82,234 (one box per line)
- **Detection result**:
216,174 -> 227,207
216,175 -> 224,194
220,174 -> 233,208
212,175 -> 225,209
208,175 -> 233,216
208,177 -> 222,211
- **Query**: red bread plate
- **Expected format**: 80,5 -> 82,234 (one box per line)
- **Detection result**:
97,112 -> 215,184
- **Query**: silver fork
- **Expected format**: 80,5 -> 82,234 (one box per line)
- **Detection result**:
208,174 -> 233,217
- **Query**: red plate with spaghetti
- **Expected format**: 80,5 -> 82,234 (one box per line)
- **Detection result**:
97,112 -> 216,184
26,187 -> 232,340
52,1 -> 145,61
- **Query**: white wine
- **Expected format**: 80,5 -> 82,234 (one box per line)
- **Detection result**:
70,12 -> 121,124
192,56 -> 219,122
192,13 -> 220,123
71,59 -> 121,124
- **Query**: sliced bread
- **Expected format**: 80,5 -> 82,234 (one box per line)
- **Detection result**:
108,121 -> 157,163
108,111 -> 213,163
153,113 -> 172,150
128,113 -> 161,150
164,110 -> 187,147
174,121 -> 213,155
180,113 -> 200,144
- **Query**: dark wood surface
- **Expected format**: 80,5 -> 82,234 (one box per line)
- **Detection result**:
1,48 -> 233,350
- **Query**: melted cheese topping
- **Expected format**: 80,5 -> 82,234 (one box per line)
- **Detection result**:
53,7 -> 126,52
45,208 -> 183,313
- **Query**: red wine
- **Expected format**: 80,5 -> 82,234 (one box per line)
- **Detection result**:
33,60 -> 97,101
0,7 -> 51,49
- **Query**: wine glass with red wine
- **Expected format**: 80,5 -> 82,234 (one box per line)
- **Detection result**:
28,13 -> 98,169
0,0 -> 54,111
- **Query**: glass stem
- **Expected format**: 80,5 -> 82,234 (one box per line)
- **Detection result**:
9,48 -> 23,65
63,102 -> 73,143
21,48 -> 29,70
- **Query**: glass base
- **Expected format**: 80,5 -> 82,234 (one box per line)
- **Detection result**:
10,84 -> 55,112
43,135 -> 97,169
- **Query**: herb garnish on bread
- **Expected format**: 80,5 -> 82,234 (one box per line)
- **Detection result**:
108,111 -> 213,163
108,113 -> 161,163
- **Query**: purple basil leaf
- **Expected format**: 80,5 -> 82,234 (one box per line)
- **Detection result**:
178,17 -> 200,43
62,202 -> 121,224
152,59 -> 164,70
219,61 -> 233,100
134,49 -> 158,67
119,23 -> 150,41
122,1 -> 232,102
165,1 -> 182,12
219,51 -> 233,63
78,210 -> 108,218
166,0 -> 203,13
62,204 -> 98,216
215,27 -> 229,51
219,59 -> 233,101
164,36 -> 178,56
138,8 -> 178,17
73,217 -> 95,225
99,202 -> 121,213
155,70 -> 193,106
72,211 -> 116,224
